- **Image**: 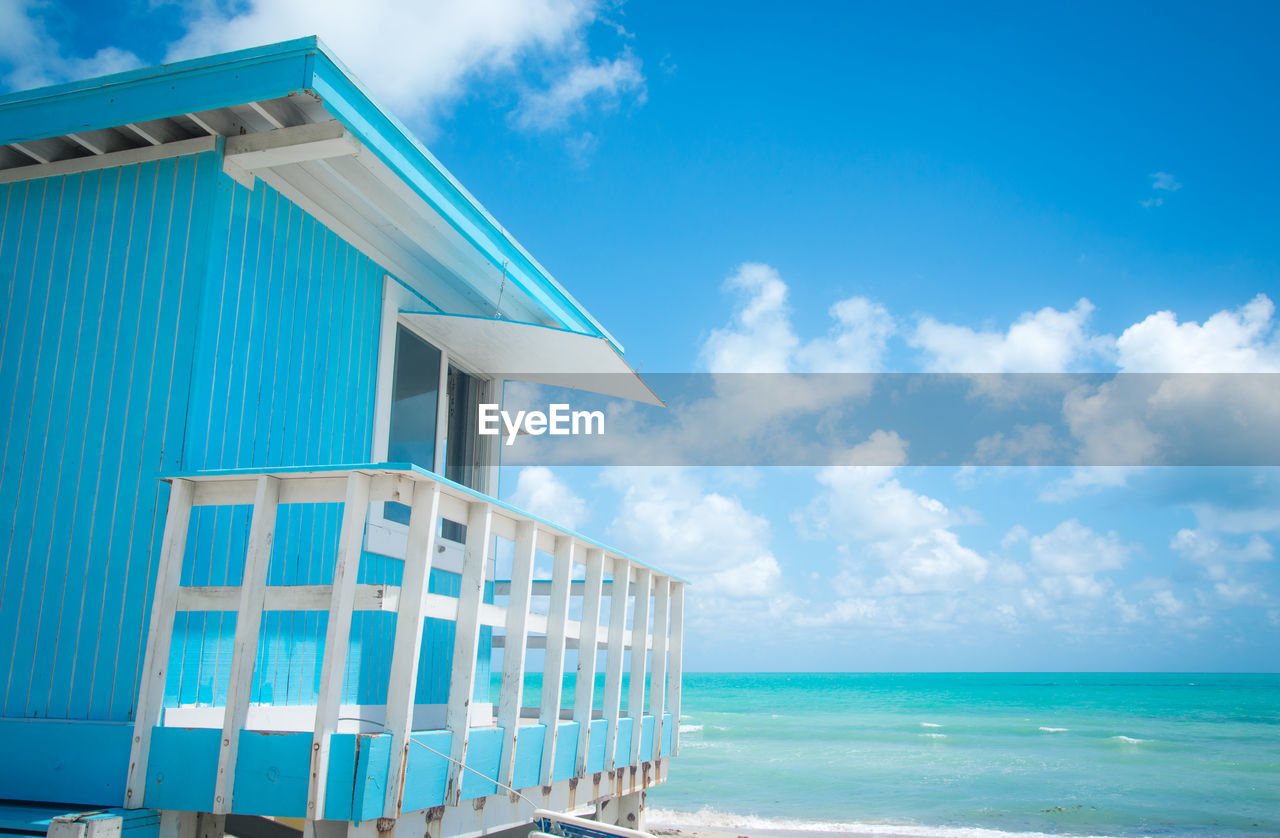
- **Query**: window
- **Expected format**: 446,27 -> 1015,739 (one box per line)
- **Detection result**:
383,322 -> 491,527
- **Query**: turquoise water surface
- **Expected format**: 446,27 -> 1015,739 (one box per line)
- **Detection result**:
643,673 -> 1280,838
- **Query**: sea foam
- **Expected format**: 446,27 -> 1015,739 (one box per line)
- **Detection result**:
1038,727 -> 1069,732
1110,735 -> 1147,744
647,807 -> 1114,838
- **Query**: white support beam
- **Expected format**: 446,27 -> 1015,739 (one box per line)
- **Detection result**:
65,133 -> 105,155
627,569 -> 652,768
9,142 -> 50,164
383,482 -> 441,818
124,122 -> 163,145
496,520 -> 537,789
574,548 -> 606,777
648,577 -> 670,760
0,135 -> 218,186
539,536 -> 574,787
214,476 -> 280,814
224,121 -> 359,171
601,561 -> 631,772
308,473 -> 373,819
444,502 -> 493,805
125,478 -> 194,808
666,583 -> 685,757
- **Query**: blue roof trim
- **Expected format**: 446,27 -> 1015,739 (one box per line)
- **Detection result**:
0,36 -> 623,353
159,462 -> 688,583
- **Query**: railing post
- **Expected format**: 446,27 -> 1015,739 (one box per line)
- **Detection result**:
444,501 -> 493,805
214,475 -> 280,815
601,560 -> 630,772
125,478 -> 195,809
497,520 -> 537,790
307,472 -> 372,819
539,536 -> 574,787
627,568 -> 652,768
573,548 -> 606,777
666,582 -> 685,757
648,577 -> 670,761
382,480 -> 441,818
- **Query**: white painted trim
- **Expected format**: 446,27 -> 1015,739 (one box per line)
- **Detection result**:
496,519 -> 537,789
444,502 -> 492,805
384,482 -> 442,818
601,560 -> 630,773
648,577 -> 670,758
0,135 -> 218,185
666,583 -> 684,757
539,536 -> 574,786
125,478 -> 194,809
574,547 -> 606,776
214,476 -> 280,814
308,473 -> 373,819
224,121 -> 358,170
627,569 -> 652,767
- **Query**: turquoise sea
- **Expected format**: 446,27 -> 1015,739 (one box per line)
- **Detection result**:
643,673 -> 1280,838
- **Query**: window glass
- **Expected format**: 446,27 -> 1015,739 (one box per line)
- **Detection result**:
386,325 -> 441,524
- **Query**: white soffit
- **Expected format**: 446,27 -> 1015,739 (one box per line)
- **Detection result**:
402,312 -> 663,407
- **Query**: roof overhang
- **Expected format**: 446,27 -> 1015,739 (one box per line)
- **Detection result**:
402,313 -> 663,407
0,36 -> 625,353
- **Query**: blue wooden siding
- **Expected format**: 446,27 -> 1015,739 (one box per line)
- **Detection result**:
0,153 -> 212,722
1,153 -> 483,727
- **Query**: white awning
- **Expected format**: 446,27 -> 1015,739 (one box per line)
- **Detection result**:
401,312 -> 663,407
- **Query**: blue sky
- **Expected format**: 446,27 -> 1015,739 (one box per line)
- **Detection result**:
4,0 -> 1278,671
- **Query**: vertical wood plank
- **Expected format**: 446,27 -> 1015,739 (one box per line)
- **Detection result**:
307,471 -> 372,819
382,480 -> 440,818
444,501 -> 492,805
538,536 -> 574,786
626,568 -> 652,768
601,560 -> 630,772
496,519 -> 537,789
573,547 -> 606,777
213,475 -> 279,815
666,582 -> 685,757
648,577 -> 670,761
125,478 -> 194,808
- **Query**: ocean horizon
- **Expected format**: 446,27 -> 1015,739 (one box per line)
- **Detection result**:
636,672 -> 1279,838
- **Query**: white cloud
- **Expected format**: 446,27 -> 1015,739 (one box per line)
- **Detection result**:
1170,529 -> 1273,565
513,51 -> 644,131
1115,294 -> 1280,372
603,468 -> 782,600
0,0 -> 142,89
1029,519 -> 1129,576
700,263 -> 894,373
801,435 -> 989,596
507,466 -> 587,531
910,299 -> 1109,372
1141,172 -> 1181,208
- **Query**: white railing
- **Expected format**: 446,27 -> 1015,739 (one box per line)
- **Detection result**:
125,464 -> 685,821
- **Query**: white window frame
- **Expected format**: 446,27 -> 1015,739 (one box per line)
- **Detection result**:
366,275 -> 502,567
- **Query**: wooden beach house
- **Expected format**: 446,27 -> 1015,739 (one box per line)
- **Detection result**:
0,37 -> 685,838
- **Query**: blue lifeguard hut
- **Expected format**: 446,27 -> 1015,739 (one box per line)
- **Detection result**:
0,37 -> 684,838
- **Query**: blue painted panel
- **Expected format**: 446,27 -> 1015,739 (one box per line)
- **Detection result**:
354,733 -> 391,823
640,715 -> 655,762
0,719 -> 131,805
511,724 -> 545,792
400,730 -> 450,813
233,730 -> 312,818
146,727 -> 220,812
662,712 -> 673,757
0,152 -> 213,724
459,727 -> 503,800
614,718 -> 633,769
586,719 -> 607,774
553,721 -> 579,783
